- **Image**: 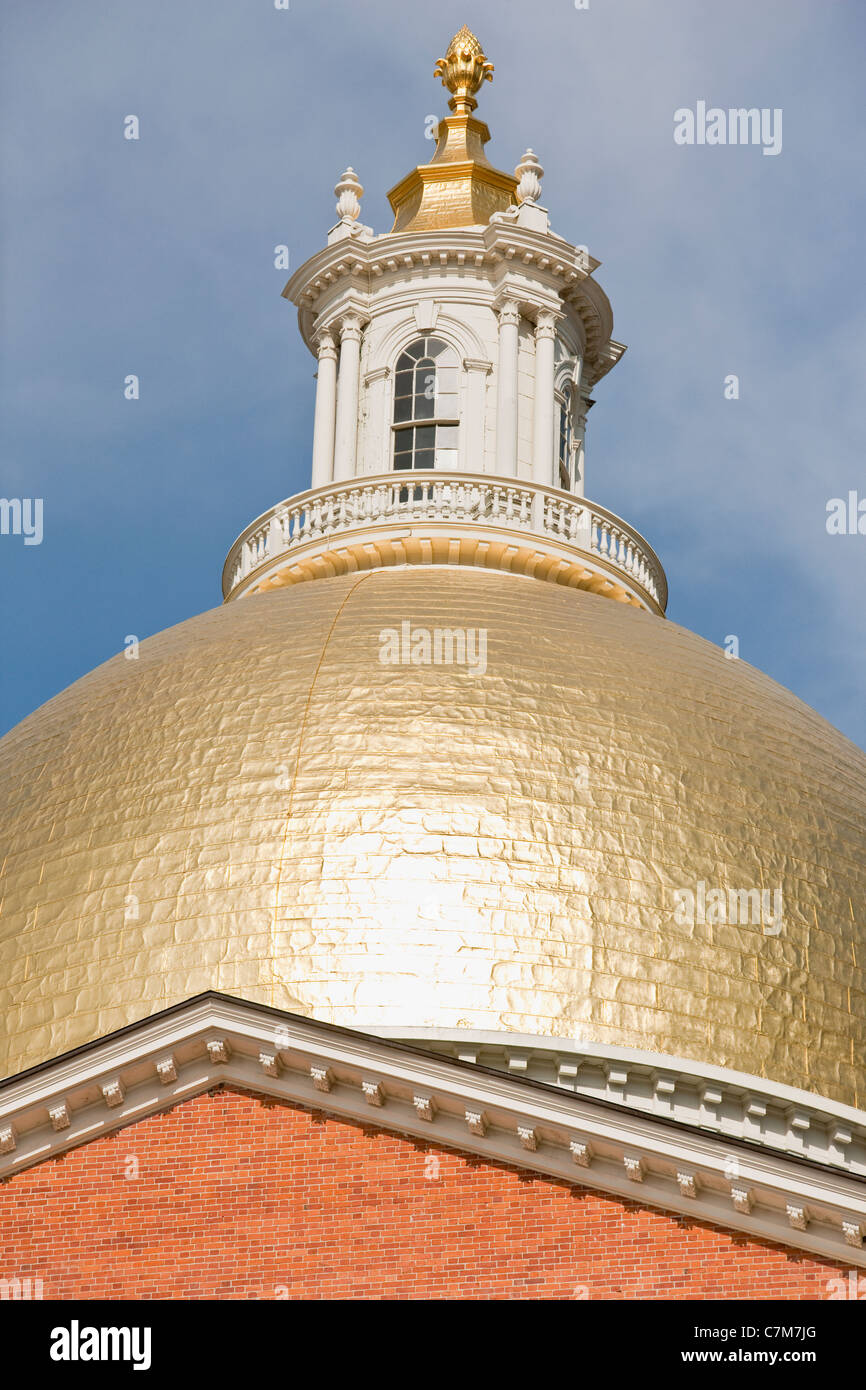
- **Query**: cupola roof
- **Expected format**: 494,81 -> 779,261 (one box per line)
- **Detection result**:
387,27 -> 518,233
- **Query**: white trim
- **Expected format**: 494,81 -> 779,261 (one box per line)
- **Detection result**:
1,995 -> 864,1267
282,222 -> 616,389
371,1027 -> 866,1178
371,311 -> 486,377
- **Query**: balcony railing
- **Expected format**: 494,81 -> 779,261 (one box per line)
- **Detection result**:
222,471 -> 668,614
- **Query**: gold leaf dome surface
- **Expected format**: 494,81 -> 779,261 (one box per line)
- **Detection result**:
1,568 -> 865,1104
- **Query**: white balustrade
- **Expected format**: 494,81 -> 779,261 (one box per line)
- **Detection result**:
223,472 -> 666,611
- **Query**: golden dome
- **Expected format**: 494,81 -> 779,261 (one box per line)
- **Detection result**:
1,567 -> 865,1106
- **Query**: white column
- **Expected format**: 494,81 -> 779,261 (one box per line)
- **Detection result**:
333,314 -> 364,483
359,366 -> 390,476
462,358 -> 492,471
310,330 -> 338,490
495,299 -> 520,476
532,310 -> 559,487
573,393 -> 590,498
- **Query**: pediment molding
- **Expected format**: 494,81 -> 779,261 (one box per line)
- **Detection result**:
1,993 -> 864,1266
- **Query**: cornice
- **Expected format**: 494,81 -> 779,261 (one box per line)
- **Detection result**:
374,1029 -> 866,1180
281,223 -> 618,385
1,994 -> 864,1267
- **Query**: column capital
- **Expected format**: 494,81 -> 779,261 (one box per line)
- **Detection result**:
534,309 -> 563,340
338,312 -> 367,342
463,357 -> 493,375
313,328 -> 338,361
495,298 -> 521,328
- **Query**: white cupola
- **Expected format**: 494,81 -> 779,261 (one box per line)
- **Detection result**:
223,27 -> 666,618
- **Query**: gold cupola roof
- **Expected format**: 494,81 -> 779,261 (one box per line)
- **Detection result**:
387,26 -> 518,233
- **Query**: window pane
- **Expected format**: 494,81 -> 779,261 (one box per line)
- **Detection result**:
436,393 -> 458,416
436,367 -> 458,393
426,337 -> 449,359
435,425 -> 458,448
393,429 -> 414,457
414,449 -> 435,469
403,340 -> 425,361
395,369 -> 414,397
394,393 -> 413,423
434,448 -> 458,469
414,426 -> 435,451
414,375 -> 436,418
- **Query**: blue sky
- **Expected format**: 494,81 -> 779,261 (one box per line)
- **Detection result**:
1,0 -> 864,748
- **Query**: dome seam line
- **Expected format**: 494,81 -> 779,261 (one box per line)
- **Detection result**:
268,572 -> 376,1006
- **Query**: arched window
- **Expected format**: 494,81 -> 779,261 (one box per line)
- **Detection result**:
392,336 -> 459,471
558,383 -> 574,489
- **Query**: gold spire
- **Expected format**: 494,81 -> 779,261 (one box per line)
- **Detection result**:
387,27 -> 517,234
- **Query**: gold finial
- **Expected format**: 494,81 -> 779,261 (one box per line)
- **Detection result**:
434,26 -> 494,115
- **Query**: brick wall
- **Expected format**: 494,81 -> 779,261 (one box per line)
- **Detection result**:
0,1087 -> 846,1299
